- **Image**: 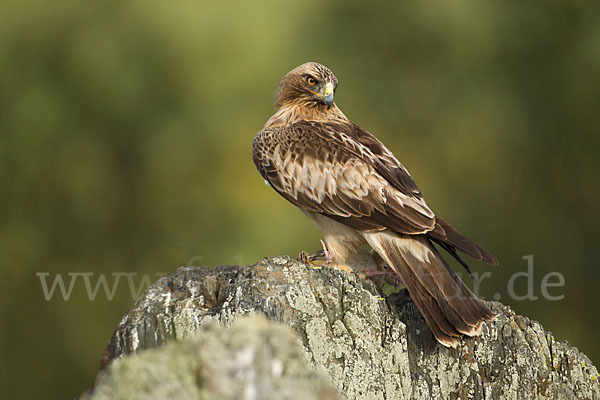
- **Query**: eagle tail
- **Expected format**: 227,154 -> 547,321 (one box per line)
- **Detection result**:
362,231 -> 495,348
429,218 -> 499,266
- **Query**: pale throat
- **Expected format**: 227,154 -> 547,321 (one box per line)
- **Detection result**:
264,102 -> 347,128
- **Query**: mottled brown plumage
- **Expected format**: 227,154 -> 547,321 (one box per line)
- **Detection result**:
253,62 -> 498,347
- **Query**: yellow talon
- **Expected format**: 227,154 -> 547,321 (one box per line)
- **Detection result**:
332,264 -> 353,274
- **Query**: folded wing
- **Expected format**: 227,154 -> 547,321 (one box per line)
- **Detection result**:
253,120 -> 435,235
253,120 -> 497,265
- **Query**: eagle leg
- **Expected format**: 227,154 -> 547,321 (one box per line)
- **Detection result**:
320,240 -> 333,265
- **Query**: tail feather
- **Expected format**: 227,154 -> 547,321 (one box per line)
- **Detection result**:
429,218 -> 499,266
362,230 -> 495,348
400,244 -> 485,330
401,250 -> 478,337
400,263 -> 462,340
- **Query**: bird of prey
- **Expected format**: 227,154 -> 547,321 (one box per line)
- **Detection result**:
253,62 -> 498,348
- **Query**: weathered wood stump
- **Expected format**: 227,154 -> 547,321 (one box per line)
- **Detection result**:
86,256 -> 599,399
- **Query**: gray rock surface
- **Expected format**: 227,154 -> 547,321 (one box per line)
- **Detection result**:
83,315 -> 339,400
97,256 -> 600,400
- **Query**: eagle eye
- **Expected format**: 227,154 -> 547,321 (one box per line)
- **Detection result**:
306,76 -> 317,86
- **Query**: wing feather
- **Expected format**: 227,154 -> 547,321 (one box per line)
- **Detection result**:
253,120 -> 435,235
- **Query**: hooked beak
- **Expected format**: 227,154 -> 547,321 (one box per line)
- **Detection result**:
322,82 -> 334,109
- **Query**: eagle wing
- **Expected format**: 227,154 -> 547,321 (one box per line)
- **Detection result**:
347,123 -> 498,264
253,120 -> 435,235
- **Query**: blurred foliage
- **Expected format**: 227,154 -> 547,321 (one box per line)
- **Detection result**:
1,0 -> 599,398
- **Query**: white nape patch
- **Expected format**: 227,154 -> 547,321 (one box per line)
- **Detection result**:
263,178 -> 272,187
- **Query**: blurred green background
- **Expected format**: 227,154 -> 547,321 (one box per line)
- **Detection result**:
1,0 -> 599,398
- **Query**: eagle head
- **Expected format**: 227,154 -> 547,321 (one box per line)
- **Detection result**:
274,62 -> 338,110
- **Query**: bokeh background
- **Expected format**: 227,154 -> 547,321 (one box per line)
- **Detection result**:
1,0 -> 599,398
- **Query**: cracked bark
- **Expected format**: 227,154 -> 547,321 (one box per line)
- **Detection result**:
96,256 -> 599,400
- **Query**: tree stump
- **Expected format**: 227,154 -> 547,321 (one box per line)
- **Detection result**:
89,256 -> 599,400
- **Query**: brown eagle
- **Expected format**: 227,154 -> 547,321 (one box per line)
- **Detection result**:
253,62 -> 498,347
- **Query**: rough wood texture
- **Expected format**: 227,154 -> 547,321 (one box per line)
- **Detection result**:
100,256 -> 599,400
84,315 -> 339,400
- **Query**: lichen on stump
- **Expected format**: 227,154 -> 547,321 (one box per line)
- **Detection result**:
97,256 -> 600,400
